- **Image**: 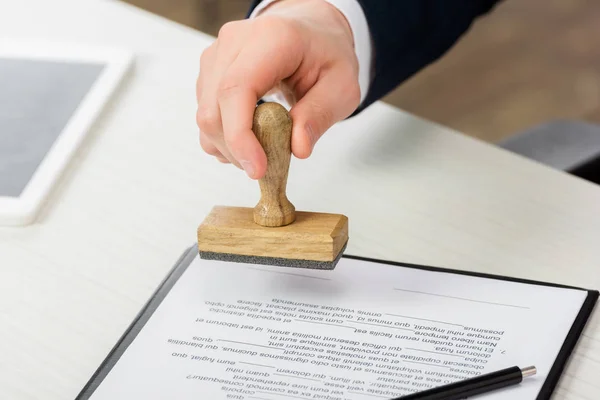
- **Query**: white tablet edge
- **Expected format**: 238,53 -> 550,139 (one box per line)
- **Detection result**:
0,40 -> 134,226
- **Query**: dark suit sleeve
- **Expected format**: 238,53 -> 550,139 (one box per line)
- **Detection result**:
247,0 -> 501,115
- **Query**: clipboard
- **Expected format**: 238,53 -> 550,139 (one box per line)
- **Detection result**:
76,245 -> 598,400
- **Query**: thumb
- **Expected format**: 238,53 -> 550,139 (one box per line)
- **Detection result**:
288,70 -> 360,159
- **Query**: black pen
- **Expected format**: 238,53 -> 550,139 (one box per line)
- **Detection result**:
390,365 -> 537,400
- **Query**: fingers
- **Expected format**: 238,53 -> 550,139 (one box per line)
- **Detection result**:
289,68 -> 360,159
197,101 -> 242,167
197,44 -> 222,159
200,135 -> 230,164
215,30 -> 303,179
197,39 -> 241,168
197,19 -> 303,177
199,130 -> 225,160
198,16 -> 353,176
218,86 -> 265,179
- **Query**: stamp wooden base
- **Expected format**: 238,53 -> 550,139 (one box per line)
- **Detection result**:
197,206 -> 348,263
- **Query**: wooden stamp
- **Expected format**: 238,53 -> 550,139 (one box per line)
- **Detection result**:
197,102 -> 349,269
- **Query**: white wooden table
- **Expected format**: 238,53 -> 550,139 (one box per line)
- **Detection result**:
1,1 -> 599,399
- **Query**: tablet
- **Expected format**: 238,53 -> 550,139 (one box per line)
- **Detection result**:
0,39 -> 133,225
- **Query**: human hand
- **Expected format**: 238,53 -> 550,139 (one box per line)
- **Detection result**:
195,0 -> 361,179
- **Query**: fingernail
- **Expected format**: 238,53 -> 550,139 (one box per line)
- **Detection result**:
240,160 -> 255,178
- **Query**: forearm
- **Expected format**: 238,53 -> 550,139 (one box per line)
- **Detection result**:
352,0 -> 501,114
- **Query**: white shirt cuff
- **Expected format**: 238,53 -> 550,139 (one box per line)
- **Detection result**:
249,0 -> 373,109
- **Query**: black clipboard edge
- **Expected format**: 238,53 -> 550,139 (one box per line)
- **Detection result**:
538,288 -> 598,399
342,254 -> 599,400
75,246 -> 599,400
344,253 -> 598,292
75,245 -> 198,400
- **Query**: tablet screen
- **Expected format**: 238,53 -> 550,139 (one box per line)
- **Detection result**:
0,57 -> 105,197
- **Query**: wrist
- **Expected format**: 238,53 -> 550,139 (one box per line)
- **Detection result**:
250,0 -> 371,107
322,1 -> 355,49
252,0 -> 354,41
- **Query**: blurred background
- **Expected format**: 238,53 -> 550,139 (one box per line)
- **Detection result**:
122,0 -> 600,144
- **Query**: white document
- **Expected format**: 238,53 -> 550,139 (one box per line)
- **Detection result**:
88,254 -> 589,400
